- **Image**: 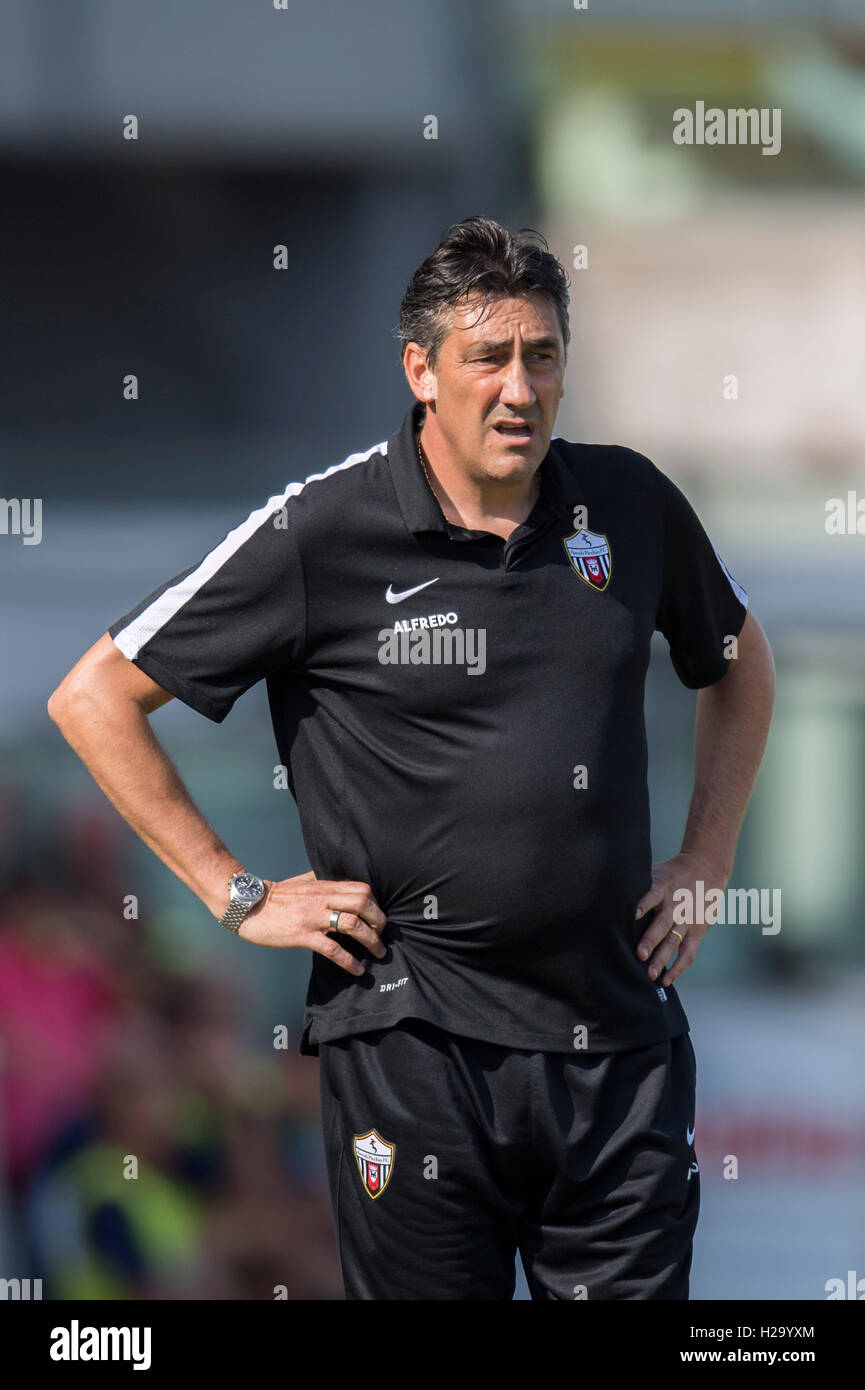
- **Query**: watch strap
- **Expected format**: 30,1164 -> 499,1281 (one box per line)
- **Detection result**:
219,896 -> 255,935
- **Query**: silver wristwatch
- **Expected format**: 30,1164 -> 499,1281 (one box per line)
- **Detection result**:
218,871 -> 266,934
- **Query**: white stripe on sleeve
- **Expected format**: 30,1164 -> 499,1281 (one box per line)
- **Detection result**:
711,542 -> 749,609
113,439 -> 387,660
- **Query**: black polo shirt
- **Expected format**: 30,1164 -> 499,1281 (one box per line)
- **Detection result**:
109,399 -> 749,1056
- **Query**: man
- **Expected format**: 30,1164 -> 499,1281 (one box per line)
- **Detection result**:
48,215 -> 775,1300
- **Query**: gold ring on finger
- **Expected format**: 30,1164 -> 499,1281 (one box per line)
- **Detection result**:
670,929 -> 684,944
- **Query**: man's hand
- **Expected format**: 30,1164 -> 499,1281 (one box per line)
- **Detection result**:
634,850 -> 729,989
237,870 -> 387,976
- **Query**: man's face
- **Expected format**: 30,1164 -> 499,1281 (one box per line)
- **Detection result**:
415,292 -> 566,486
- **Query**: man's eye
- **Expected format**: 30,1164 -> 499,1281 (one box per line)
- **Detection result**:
476,353 -> 554,363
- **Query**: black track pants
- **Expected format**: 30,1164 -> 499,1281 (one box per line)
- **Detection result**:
318,1018 -> 700,1300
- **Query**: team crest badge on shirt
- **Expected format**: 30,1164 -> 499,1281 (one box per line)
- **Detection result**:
563,529 -> 612,591
353,1129 -> 395,1199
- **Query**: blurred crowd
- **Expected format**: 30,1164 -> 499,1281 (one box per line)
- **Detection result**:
0,787 -> 343,1300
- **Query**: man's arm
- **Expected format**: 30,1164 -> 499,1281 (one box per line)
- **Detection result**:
634,608 -> 776,987
47,634 -> 386,975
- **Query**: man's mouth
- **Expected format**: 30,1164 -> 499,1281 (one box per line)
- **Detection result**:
493,421 -> 535,442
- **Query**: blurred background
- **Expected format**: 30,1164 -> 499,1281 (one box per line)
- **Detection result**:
1,0 -> 863,1300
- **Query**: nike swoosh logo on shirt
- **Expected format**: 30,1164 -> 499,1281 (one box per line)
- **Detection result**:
687,1125 -> 696,1147
385,579 -> 440,604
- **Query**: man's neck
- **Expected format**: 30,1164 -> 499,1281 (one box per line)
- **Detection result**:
416,420 -> 540,542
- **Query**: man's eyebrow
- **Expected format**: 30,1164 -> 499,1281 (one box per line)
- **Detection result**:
464,336 -> 561,355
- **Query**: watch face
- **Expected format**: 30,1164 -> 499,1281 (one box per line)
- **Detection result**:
233,873 -> 264,903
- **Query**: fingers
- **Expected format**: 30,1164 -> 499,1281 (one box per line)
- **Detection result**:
645,928 -> 684,981
313,929 -> 370,978
636,901 -> 673,963
638,891 -> 687,975
324,905 -> 388,964
326,881 -> 387,932
635,880 -> 664,921
310,879 -> 388,976
635,857 -> 720,987
643,925 -> 702,987
660,934 -> 698,987
635,876 -> 696,984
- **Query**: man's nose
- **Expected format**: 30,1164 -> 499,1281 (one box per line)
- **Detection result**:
499,358 -> 536,407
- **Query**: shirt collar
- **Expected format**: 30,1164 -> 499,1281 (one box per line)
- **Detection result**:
386,400 -> 446,534
386,399 -> 579,537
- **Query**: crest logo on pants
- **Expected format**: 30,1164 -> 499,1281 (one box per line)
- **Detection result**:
563,529 -> 612,591
353,1129 -> 395,1199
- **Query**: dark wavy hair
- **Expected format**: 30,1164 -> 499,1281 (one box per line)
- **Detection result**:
398,215 -> 570,368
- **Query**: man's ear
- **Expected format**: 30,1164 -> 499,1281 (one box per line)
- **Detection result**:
403,342 -> 437,404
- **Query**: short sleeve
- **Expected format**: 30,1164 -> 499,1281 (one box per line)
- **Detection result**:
654,468 -> 749,689
108,489 -> 307,722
